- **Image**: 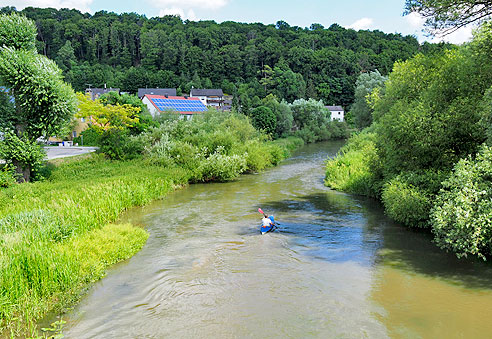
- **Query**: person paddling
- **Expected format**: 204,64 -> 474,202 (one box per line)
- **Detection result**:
261,213 -> 274,228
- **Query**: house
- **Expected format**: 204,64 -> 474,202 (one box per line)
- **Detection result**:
325,106 -> 345,122
85,87 -> 120,100
142,94 -> 208,120
190,88 -> 224,107
138,88 -> 177,98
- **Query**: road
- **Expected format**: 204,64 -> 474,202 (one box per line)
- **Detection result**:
44,146 -> 98,160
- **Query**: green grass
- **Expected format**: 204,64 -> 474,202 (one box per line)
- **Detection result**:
0,155 -> 190,337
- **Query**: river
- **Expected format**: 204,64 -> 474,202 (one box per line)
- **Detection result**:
58,141 -> 492,338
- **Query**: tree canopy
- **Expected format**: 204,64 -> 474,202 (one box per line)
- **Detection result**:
0,6 -> 449,107
0,13 -> 76,181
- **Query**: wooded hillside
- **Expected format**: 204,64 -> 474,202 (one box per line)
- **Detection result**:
1,6 -> 446,106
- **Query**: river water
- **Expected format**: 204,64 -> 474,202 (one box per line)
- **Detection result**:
60,141 -> 492,338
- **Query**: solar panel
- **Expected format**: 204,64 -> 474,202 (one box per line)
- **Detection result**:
151,97 -> 207,113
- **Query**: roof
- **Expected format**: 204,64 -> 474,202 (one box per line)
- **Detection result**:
325,106 -> 344,111
138,88 -> 177,98
85,88 -> 120,100
190,88 -> 224,97
143,95 -> 208,115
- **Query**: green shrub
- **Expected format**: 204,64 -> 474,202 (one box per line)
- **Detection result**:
430,145 -> 492,260
325,132 -> 381,197
381,176 -> 432,228
99,129 -> 145,160
199,151 -> 247,182
73,126 -> 101,146
0,165 -> 16,188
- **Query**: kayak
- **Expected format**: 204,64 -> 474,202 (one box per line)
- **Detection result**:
260,224 -> 275,235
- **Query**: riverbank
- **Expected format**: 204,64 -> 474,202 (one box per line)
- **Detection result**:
0,136 -> 302,337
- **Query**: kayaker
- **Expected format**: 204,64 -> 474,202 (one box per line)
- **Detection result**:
262,214 -> 274,227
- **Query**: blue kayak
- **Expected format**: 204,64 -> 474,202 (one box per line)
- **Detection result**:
260,224 -> 275,234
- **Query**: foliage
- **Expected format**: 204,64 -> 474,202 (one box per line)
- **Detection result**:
261,94 -> 293,138
0,13 -> 76,182
325,131 -> 381,197
290,98 -> 349,143
72,126 -> 102,146
0,12 -> 37,51
76,92 -> 140,132
0,154 -> 191,336
431,145 -> 492,260
250,106 -> 276,135
373,48 -> 488,179
2,7 -> 445,107
381,176 -> 432,228
0,132 -> 46,182
143,111 -> 301,182
98,129 -> 146,160
0,47 -> 77,141
0,165 -> 16,188
350,70 -> 387,129
405,0 -> 492,35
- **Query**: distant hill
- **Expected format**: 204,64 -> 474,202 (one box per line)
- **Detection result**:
1,6 -> 450,106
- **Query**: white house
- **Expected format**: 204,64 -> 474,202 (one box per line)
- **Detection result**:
326,106 -> 345,122
190,88 -> 224,107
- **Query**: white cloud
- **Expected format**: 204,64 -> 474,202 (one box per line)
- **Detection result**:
159,7 -> 197,21
348,17 -> 374,30
0,0 -> 93,13
153,0 -> 228,10
405,12 -> 426,28
433,26 -> 474,44
404,12 -> 473,44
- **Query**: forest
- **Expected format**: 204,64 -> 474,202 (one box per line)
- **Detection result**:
0,6 -> 446,108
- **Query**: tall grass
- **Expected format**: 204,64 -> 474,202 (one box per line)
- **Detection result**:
0,156 -> 189,337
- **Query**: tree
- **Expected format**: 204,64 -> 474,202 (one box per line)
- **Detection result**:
250,106 -> 276,135
55,40 -> 76,72
405,0 -> 492,35
350,70 -> 387,129
76,92 -> 140,132
0,13 -> 77,182
261,94 -> 293,138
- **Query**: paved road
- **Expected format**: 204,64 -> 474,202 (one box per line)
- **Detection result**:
44,146 -> 98,160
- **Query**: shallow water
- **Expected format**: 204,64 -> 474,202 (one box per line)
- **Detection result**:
58,141 -> 492,338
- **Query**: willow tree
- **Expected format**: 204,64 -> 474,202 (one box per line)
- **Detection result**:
0,13 -> 76,182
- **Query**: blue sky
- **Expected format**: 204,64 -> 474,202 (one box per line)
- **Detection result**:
0,0 -> 473,43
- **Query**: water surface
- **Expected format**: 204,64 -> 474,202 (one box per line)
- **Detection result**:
60,141 -> 492,338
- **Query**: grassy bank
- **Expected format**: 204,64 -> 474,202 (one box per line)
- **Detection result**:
0,127 -> 303,337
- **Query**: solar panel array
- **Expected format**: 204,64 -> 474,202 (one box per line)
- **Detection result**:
151,98 -> 207,113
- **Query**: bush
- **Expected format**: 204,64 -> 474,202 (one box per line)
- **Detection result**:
250,106 -> 276,135
73,126 -> 101,146
431,145 -> 492,260
199,151 -> 247,182
381,176 -> 433,228
325,132 -> 381,197
0,165 -> 16,188
99,129 -> 145,160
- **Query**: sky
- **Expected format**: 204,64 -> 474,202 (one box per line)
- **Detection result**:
0,0 -> 475,44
